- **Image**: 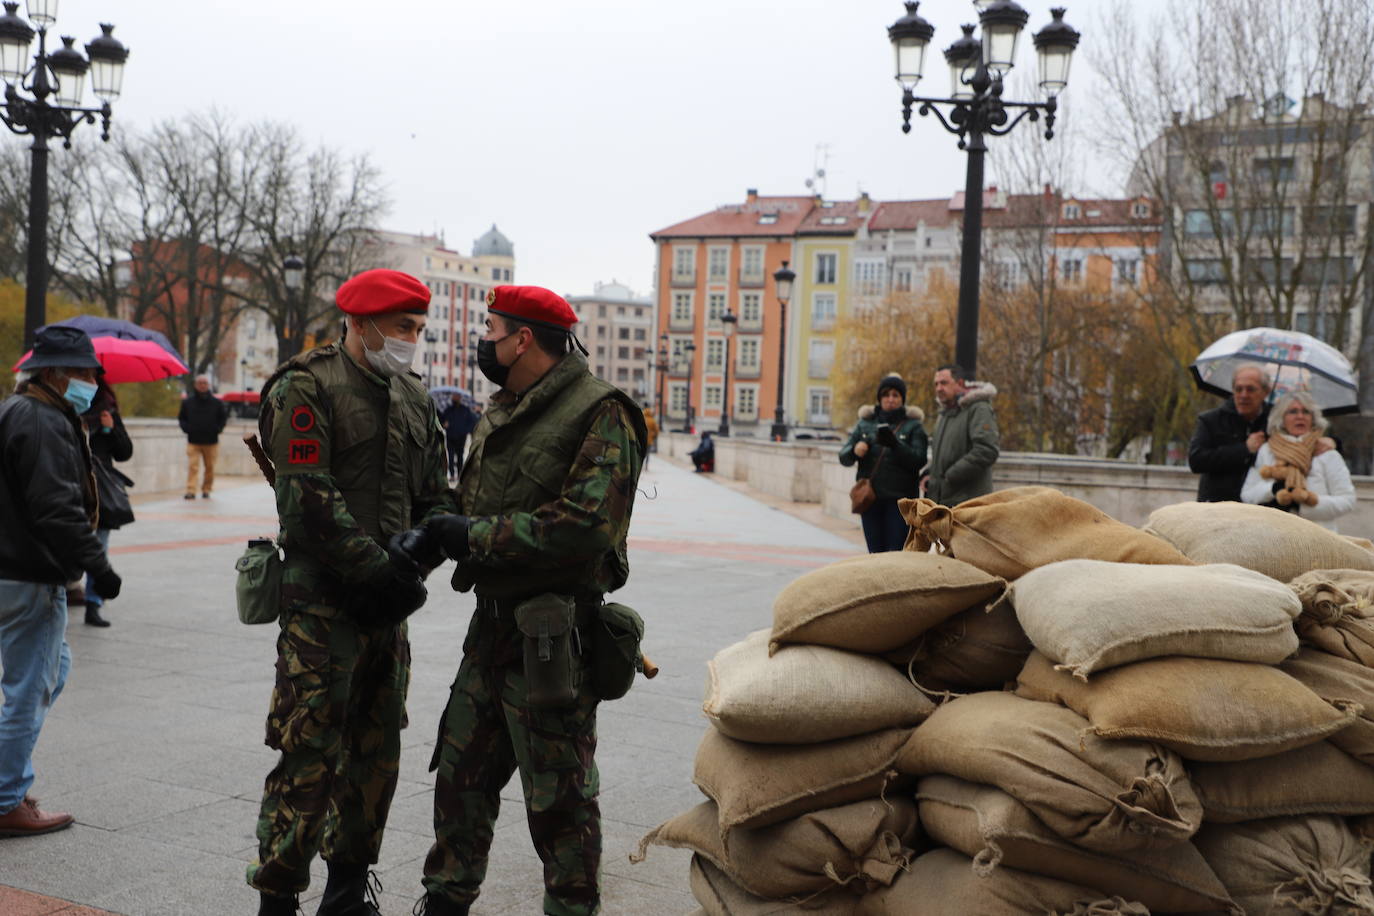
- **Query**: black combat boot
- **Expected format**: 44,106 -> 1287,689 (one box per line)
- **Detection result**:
316,862 -> 382,916
257,891 -> 299,916
413,893 -> 470,916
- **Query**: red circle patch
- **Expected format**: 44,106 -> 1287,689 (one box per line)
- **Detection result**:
290,406 -> 316,433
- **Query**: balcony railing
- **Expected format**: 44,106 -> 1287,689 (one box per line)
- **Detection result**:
738,269 -> 766,287
738,315 -> 763,332
670,270 -> 696,287
735,361 -> 762,379
811,317 -> 836,332
809,361 -> 834,379
668,314 -> 695,332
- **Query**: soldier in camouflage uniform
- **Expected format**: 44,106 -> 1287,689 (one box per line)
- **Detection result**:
393,286 -> 645,916
247,269 -> 456,916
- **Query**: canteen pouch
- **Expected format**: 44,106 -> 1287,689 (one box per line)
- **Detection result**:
592,602 -> 644,701
515,593 -> 578,709
235,538 -> 284,625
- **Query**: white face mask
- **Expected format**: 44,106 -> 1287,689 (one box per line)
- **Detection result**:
362,320 -> 417,378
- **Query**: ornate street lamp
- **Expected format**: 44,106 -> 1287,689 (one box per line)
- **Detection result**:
718,310 -> 738,437
466,327 -> 480,393
683,341 -> 697,433
1,1 -> 128,347
887,1 -> 1078,376
423,329 -> 438,387
769,261 -> 795,442
654,332 -> 669,419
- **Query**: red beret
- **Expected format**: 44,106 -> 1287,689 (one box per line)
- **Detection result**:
486,286 -> 577,331
336,269 -> 431,316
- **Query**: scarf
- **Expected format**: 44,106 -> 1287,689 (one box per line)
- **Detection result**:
18,378 -> 100,530
1269,430 -> 1320,475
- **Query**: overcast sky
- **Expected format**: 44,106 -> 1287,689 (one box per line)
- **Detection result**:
48,0 -> 1170,298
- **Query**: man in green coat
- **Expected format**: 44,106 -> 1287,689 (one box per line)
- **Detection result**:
392,286 -> 646,916
247,269 -> 456,916
838,373 -> 927,552
922,364 -> 1000,507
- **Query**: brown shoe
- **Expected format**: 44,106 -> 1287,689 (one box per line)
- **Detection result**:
0,797 -> 74,837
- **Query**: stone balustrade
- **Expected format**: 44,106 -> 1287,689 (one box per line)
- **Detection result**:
120,419 -> 264,494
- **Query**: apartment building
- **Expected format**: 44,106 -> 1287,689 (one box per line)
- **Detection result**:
568,281 -> 655,404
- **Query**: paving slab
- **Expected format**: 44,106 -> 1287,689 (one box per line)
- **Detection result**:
1,457 -> 859,914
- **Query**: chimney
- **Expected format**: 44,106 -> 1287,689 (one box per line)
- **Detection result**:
1044,182 -> 1053,197
858,191 -> 872,213
746,188 -> 759,204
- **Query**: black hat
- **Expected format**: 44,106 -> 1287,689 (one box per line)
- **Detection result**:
876,373 -> 907,402
22,325 -> 101,370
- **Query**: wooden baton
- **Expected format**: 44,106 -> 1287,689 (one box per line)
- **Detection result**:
640,651 -> 659,679
244,433 -> 276,487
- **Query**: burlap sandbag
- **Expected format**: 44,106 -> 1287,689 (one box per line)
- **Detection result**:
770,552 -> 1004,655
886,600 -> 1033,694
1010,559 -> 1301,678
688,854 -> 861,916
1282,648 -> 1374,764
1144,500 -> 1374,583
899,486 -> 1193,580
1014,650 -> 1360,762
897,691 -> 1203,855
1291,569 -> 1374,668
705,630 -> 934,744
693,727 -> 912,836
634,797 -> 918,899
1195,816 -> 1374,915
860,848 -> 1148,916
916,774 -> 1237,914
1190,741 -> 1374,823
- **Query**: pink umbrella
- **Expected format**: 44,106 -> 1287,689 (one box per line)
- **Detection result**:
14,336 -> 190,383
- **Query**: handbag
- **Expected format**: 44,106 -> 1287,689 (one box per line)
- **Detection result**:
849,446 -> 889,514
92,458 -> 135,529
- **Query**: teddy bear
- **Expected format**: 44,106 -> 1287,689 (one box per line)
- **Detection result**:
1258,460 -> 1317,507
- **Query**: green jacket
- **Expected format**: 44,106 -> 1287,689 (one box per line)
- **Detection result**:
454,350 -> 646,600
261,343 -> 456,615
926,381 -> 1000,507
837,405 -> 928,501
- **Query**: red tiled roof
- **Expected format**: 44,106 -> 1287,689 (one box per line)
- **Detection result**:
796,199 -> 871,235
983,193 -> 1162,229
867,198 -> 958,231
649,196 -> 815,239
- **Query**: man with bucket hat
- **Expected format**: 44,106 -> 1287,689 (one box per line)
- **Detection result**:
0,326 -> 122,837
246,269 -> 456,916
394,285 -> 647,916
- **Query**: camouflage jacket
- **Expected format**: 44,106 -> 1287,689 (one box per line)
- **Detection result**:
261,343 -> 456,614
453,351 -> 646,600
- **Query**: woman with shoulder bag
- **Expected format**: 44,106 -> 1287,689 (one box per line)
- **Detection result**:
838,373 -> 928,553
82,375 -> 135,627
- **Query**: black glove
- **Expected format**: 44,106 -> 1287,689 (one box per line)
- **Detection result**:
92,567 -> 122,601
424,514 -> 472,560
875,425 -> 898,448
356,563 -> 427,626
388,526 -> 443,575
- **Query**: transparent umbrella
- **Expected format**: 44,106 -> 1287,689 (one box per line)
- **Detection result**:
1190,327 -> 1358,416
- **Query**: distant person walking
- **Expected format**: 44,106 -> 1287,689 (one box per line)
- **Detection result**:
922,364 -> 999,507
839,373 -> 927,553
178,374 -> 227,500
439,393 -> 477,479
81,375 -> 134,627
642,406 -> 659,469
0,326 -> 122,837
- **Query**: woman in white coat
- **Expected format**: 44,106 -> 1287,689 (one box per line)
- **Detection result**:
1241,390 -> 1356,531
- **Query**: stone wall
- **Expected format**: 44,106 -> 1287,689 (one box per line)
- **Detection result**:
660,431 -> 1374,533
121,419 -> 263,494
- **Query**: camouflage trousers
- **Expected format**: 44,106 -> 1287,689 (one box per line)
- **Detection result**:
422,651 -> 601,916
246,607 -> 410,895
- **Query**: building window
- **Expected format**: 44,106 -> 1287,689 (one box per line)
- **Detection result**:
672,292 -> 693,324
811,293 -> 837,329
618,346 -> 630,359
1062,203 -> 1081,220
617,306 -> 625,316
740,291 -> 762,323
616,367 -> 629,381
633,328 -> 645,340
991,261 -> 1021,289
738,338 -> 760,370
808,339 -> 835,379
815,253 -> 837,285
854,259 -> 885,296
246,317 -> 258,338
596,345 -> 606,357
1130,201 -> 1151,219
597,305 -> 606,318
704,385 -> 722,408
741,246 -> 764,280
707,292 -> 726,322
1306,205 -> 1358,237
1114,258 -> 1140,287
1185,258 -> 1226,284
669,383 -> 687,415
1184,209 -> 1236,238
618,327 -> 630,340
673,247 -> 695,280
736,386 -> 757,417
808,388 -> 832,425
1254,157 -> 1296,184
708,247 -> 729,281
706,339 -> 724,370
1059,257 -> 1084,284
894,266 -> 914,292
1248,207 -> 1295,237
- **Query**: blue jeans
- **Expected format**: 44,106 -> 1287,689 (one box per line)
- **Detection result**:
0,579 -> 71,813
861,499 -> 909,553
84,528 -> 112,608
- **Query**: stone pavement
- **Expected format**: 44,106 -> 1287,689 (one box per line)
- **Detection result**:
0,455 -> 860,915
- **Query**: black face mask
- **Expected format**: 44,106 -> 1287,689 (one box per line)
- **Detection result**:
477,335 -> 515,388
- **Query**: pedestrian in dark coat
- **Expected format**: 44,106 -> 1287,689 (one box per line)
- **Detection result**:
177,375 -> 228,499
80,376 -> 134,627
839,373 -> 928,552
1188,364 -> 1273,502
923,364 -> 999,507
439,394 -> 477,478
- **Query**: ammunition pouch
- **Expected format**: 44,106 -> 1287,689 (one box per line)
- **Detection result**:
235,538 -> 284,625
515,593 -> 581,709
590,602 -> 645,701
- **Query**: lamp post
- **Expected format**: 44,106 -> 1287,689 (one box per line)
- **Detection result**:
423,329 -> 438,387
887,1 -> 1078,376
718,309 -> 738,437
654,334 -> 669,419
682,341 -> 697,433
0,1 -> 128,348
769,261 -> 795,442
466,328 -> 479,393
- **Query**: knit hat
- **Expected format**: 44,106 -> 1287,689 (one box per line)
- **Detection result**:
876,373 -> 907,402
